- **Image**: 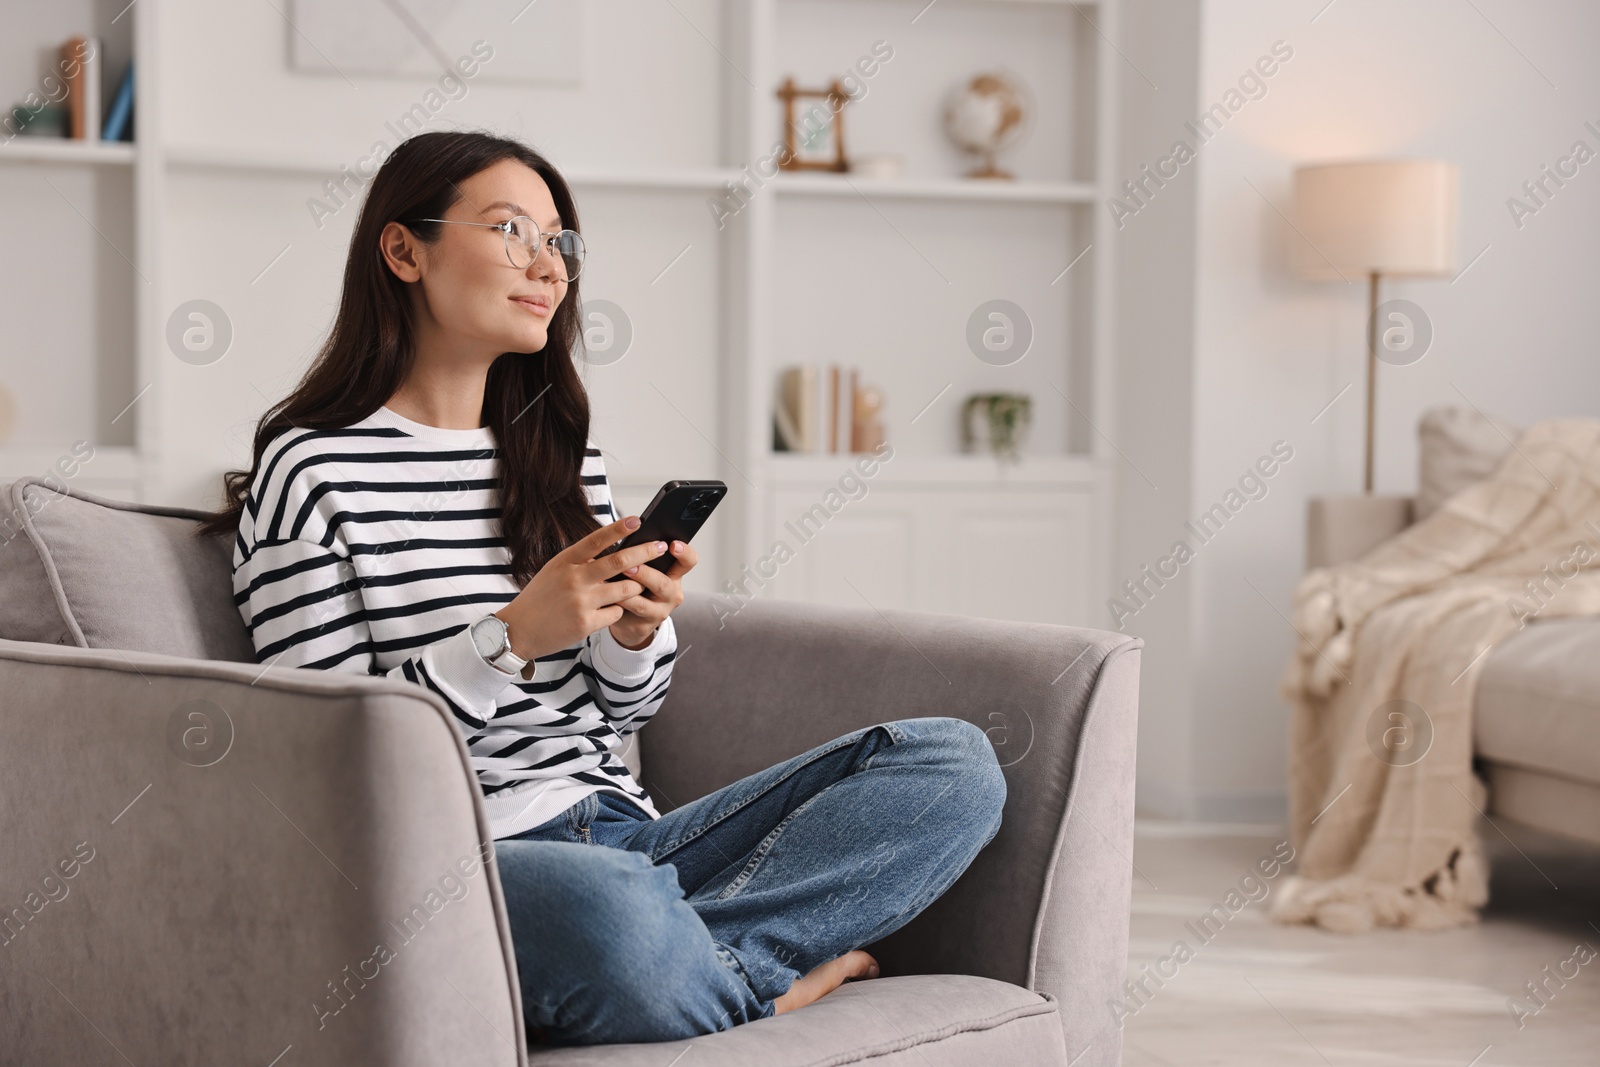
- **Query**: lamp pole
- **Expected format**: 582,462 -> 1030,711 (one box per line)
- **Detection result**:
1364,270 -> 1379,495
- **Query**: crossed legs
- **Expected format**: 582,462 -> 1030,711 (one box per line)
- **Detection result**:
495,715 -> 1007,1046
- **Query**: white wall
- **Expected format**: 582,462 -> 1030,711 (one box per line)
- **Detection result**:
1119,0 -> 1600,819
160,1 -> 727,170
1116,0 -> 1203,818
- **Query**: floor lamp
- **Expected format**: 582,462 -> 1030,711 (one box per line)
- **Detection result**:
1292,160 -> 1459,493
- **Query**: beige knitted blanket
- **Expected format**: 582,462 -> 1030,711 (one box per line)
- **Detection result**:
1271,418 -> 1600,933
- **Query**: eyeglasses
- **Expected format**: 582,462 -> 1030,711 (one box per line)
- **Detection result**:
408,215 -> 586,280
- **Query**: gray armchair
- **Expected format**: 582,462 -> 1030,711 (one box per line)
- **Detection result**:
0,477 -> 1141,1066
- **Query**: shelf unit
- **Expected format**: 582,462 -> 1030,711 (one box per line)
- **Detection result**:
728,0 -> 1119,624
0,0 -> 156,501
1,0 -> 1118,625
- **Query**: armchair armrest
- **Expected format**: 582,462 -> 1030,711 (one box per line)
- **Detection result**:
643,593 -> 1142,1067
0,639 -> 524,1067
1306,493 -> 1415,570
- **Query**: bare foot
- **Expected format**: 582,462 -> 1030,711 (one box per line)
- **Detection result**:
772,950 -> 880,1015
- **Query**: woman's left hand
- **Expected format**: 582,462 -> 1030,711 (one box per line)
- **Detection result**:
609,539 -> 696,649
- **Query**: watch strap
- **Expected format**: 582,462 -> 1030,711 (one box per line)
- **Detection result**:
488,643 -> 528,674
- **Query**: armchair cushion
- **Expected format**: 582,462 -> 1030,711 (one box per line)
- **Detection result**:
528,975 -> 1066,1065
0,477 -> 255,662
1476,616 -> 1600,788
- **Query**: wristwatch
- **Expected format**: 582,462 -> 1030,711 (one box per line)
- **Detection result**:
470,614 -> 529,676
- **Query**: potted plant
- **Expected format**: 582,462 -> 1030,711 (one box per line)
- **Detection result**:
962,393 -> 1031,462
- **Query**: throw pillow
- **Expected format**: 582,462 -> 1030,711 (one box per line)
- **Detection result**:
1415,406 -> 1523,522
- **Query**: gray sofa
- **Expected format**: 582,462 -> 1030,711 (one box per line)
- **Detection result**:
1307,493 -> 1600,847
0,476 -> 1142,1066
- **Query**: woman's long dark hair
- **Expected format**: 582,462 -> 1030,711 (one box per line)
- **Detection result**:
195,131 -> 599,586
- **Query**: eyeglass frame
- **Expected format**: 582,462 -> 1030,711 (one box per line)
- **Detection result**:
404,214 -> 586,279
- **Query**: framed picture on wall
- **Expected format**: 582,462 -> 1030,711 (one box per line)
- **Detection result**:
775,78 -> 849,172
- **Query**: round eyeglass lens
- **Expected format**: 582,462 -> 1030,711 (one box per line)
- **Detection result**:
506,218 -> 585,280
553,229 -> 586,280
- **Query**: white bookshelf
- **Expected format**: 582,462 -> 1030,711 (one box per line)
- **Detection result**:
0,139 -> 134,165
0,0 -> 152,502
731,0 -> 1118,625
1,0 -> 1118,625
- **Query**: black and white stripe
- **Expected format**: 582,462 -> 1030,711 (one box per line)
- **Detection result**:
231,407 -> 675,838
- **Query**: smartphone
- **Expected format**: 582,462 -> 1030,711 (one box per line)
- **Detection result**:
597,480 -> 728,581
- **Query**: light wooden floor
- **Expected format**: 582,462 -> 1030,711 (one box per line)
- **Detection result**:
1121,819 -> 1600,1066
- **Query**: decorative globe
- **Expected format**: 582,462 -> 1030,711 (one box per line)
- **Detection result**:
943,72 -> 1031,180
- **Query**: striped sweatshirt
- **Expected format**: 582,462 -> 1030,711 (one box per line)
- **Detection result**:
230,404 -> 676,840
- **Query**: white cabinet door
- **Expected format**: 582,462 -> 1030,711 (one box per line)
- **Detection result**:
951,500 -> 1095,625
762,492 -> 918,611
761,485 -> 1099,626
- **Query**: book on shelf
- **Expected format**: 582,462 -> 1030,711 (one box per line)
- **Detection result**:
833,367 -> 857,453
828,366 -> 840,453
773,364 -> 886,455
62,36 -> 102,141
774,365 -> 815,451
2,37 -> 116,143
102,61 -> 134,142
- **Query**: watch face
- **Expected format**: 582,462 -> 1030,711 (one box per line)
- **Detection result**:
472,616 -> 506,658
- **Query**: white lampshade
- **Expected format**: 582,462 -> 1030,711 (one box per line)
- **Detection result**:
1291,160 -> 1459,280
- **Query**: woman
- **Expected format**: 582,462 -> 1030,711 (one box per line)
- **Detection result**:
202,130 -> 1006,1047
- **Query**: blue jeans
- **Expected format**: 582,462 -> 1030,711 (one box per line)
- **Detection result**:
493,715 -> 1007,1046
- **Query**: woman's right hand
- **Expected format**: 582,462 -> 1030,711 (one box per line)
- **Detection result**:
494,515 -> 669,666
